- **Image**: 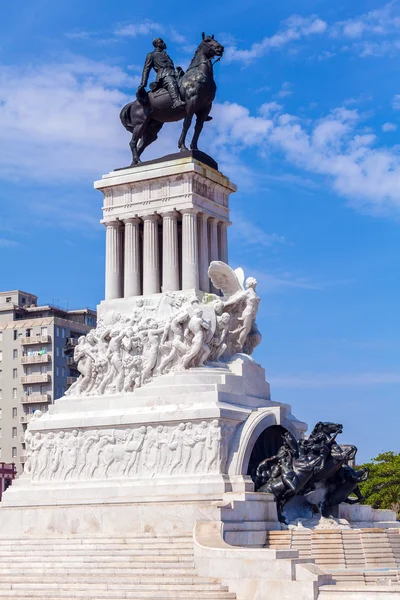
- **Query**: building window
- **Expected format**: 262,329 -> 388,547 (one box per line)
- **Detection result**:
56,347 -> 60,357
12,427 -> 17,438
61,367 -> 65,377
12,407 -> 17,418
41,327 -> 48,337
56,366 -> 59,377
6,297 -> 11,303
21,297 -> 26,305
61,328 -> 65,338
12,368 -> 17,379
0,429 -> 2,439
25,329 -> 31,338
12,389 -> 17,399
56,327 -> 60,337
13,349 -> 18,360
0,331 -> 2,342
13,330 -> 18,341
0,370 -> 2,380
88,316 -> 94,325
12,447 -> 17,458
0,390 -> 2,400
0,408 -> 2,418
0,351 -> 2,362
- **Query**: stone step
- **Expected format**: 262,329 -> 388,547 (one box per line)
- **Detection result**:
0,583 -> 229,592
0,591 -> 236,599
0,568 -> 198,576
0,576 -> 222,585
0,546 -> 193,562
0,561 -> 195,570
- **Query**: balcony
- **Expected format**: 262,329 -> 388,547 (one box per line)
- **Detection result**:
67,357 -> 76,367
19,454 -> 27,463
66,376 -> 78,386
20,335 -> 51,345
19,415 -> 32,424
66,338 -> 79,347
21,394 -> 51,405
21,354 -> 51,365
21,374 -> 51,385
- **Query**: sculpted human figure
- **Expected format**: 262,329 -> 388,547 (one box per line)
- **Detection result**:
99,327 -> 129,394
182,422 -> 195,471
71,332 -> 97,396
23,431 -> 33,476
50,431 -> 65,480
138,38 -> 185,109
158,310 -> 190,374
169,423 -> 186,474
95,430 -> 116,477
181,310 -> 210,369
124,427 -> 147,476
30,432 -> 44,479
63,430 -> 81,480
140,320 -> 164,385
156,425 -> 170,473
206,420 -> 221,472
77,430 -> 100,478
37,432 -> 55,479
123,356 -> 142,392
224,277 -> 260,352
143,426 -> 158,473
192,421 -> 208,472
210,312 -> 231,362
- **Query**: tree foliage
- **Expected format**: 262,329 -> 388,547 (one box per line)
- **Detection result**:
359,452 -> 400,518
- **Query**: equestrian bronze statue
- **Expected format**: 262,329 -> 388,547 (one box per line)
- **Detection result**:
120,33 -> 224,165
255,422 -> 369,523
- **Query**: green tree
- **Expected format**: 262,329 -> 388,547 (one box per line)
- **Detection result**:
359,452 -> 400,519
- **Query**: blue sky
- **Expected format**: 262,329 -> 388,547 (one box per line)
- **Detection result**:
0,0 -> 399,461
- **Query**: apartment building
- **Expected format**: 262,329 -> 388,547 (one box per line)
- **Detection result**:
0,290 -> 96,473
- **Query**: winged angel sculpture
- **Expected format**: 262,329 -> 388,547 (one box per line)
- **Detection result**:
208,261 -> 262,356
66,261 -> 262,399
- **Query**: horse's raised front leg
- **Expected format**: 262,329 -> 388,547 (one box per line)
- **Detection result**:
178,113 -> 193,151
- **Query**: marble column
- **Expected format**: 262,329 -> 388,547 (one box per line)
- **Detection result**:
218,221 -> 229,264
181,209 -> 199,290
124,218 -> 141,297
209,217 -> 219,294
198,213 -> 210,293
162,211 -> 179,292
142,215 -> 160,295
105,220 -> 123,300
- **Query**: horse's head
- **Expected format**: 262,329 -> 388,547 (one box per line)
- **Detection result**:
201,32 -> 224,58
312,421 -> 343,438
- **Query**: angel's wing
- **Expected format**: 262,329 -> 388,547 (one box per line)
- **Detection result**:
234,268 -> 245,291
208,261 -> 242,298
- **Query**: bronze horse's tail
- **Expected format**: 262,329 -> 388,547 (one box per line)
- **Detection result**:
120,103 -> 134,133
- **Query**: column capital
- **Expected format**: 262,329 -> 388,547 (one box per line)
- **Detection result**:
160,210 -> 180,219
208,215 -> 218,223
142,213 -> 161,222
123,217 -> 141,225
218,220 -> 232,229
103,219 -> 123,228
180,207 -> 200,216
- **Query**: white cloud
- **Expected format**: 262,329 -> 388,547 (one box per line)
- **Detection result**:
114,19 -> 163,37
225,14 -> 327,63
278,82 -> 293,99
382,122 -> 397,132
0,57 -> 136,180
230,211 -> 287,249
0,239 -> 19,248
393,94 -> 400,110
333,4 -> 400,39
270,371 -> 400,388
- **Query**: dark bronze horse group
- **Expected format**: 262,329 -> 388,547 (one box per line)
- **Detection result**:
256,422 -> 369,523
120,34 -> 224,165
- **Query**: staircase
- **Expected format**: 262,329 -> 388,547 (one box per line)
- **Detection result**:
266,528 -> 400,594
0,535 -> 237,600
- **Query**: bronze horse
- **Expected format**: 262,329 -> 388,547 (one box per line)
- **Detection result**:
120,34 -> 224,165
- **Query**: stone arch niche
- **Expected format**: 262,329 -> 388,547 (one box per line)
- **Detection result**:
227,407 -> 306,491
